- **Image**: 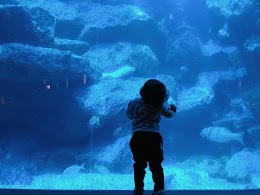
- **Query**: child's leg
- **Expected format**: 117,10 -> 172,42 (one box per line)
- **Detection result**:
133,161 -> 147,190
130,132 -> 148,190
149,161 -> 164,191
148,133 -> 164,191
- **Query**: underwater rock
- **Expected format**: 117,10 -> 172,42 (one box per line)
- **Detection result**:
225,149 -> 260,183
206,0 -> 258,44
90,0 -> 131,5
53,38 -> 89,56
166,30 -> 202,69
177,68 -> 246,113
84,42 -> 159,77
197,68 -> 246,88
244,36 -> 260,53
0,43 -> 100,83
94,136 -> 130,164
92,136 -> 131,173
170,68 -> 247,150
75,77 -> 146,116
201,40 -> 241,71
0,5 -> 55,45
0,162 -> 35,185
75,75 -> 176,116
198,158 -> 228,180
242,85 -> 260,119
247,126 -> 260,149
206,0 -> 256,18
213,98 -> 254,130
243,36 -> 260,81
79,4 -> 166,59
18,0 -> 84,39
177,86 -> 214,113
202,40 -> 237,57
0,0 -> 19,5
228,49 -> 245,69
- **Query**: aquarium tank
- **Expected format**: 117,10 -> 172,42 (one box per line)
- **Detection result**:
0,0 -> 259,191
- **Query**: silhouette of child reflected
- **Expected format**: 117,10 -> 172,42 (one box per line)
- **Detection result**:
126,79 -> 176,195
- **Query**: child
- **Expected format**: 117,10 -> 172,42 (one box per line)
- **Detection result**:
126,79 -> 176,195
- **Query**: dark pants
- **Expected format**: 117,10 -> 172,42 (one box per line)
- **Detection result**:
130,131 -> 164,191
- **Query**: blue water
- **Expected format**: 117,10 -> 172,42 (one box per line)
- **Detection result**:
0,0 -> 259,190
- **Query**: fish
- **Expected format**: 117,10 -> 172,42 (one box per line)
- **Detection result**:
169,13 -> 174,20
88,115 -> 101,149
218,29 -> 230,37
200,127 -> 244,144
89,115 -> 100,126
63,163 -> 85,175
180,66 -> 189,72
46,85 -> 51,90
102,66 -> 135,79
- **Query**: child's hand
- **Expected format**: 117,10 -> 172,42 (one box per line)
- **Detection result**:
169,104 -> 177,113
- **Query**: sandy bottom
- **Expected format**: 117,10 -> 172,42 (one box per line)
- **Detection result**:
0,166 -> 259,190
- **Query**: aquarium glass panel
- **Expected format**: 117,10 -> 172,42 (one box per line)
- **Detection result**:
0,0 -> 259,191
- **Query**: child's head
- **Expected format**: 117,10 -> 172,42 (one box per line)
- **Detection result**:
140,79 -> 169,107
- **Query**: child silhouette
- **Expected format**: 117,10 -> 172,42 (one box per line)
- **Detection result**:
127,79 -> 176,195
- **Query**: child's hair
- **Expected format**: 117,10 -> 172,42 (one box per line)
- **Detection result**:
140,79 -> 168,107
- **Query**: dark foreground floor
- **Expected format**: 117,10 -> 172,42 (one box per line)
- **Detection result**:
0,190 -> 259,195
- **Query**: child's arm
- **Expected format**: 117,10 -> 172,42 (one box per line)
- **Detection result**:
161,104 -> 176,118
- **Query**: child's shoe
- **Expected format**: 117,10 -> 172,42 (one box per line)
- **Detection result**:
134,188 -> 144,195
152,190 -> 165,195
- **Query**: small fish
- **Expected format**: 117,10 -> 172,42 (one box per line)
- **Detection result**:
218,29 -> 230,37
169,13 -> 174,20
180,66 -> 189,72
46,85 -> 51,90
89,115 -> 100,126
63,163 -> 85,175
200,127 -> 244,144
